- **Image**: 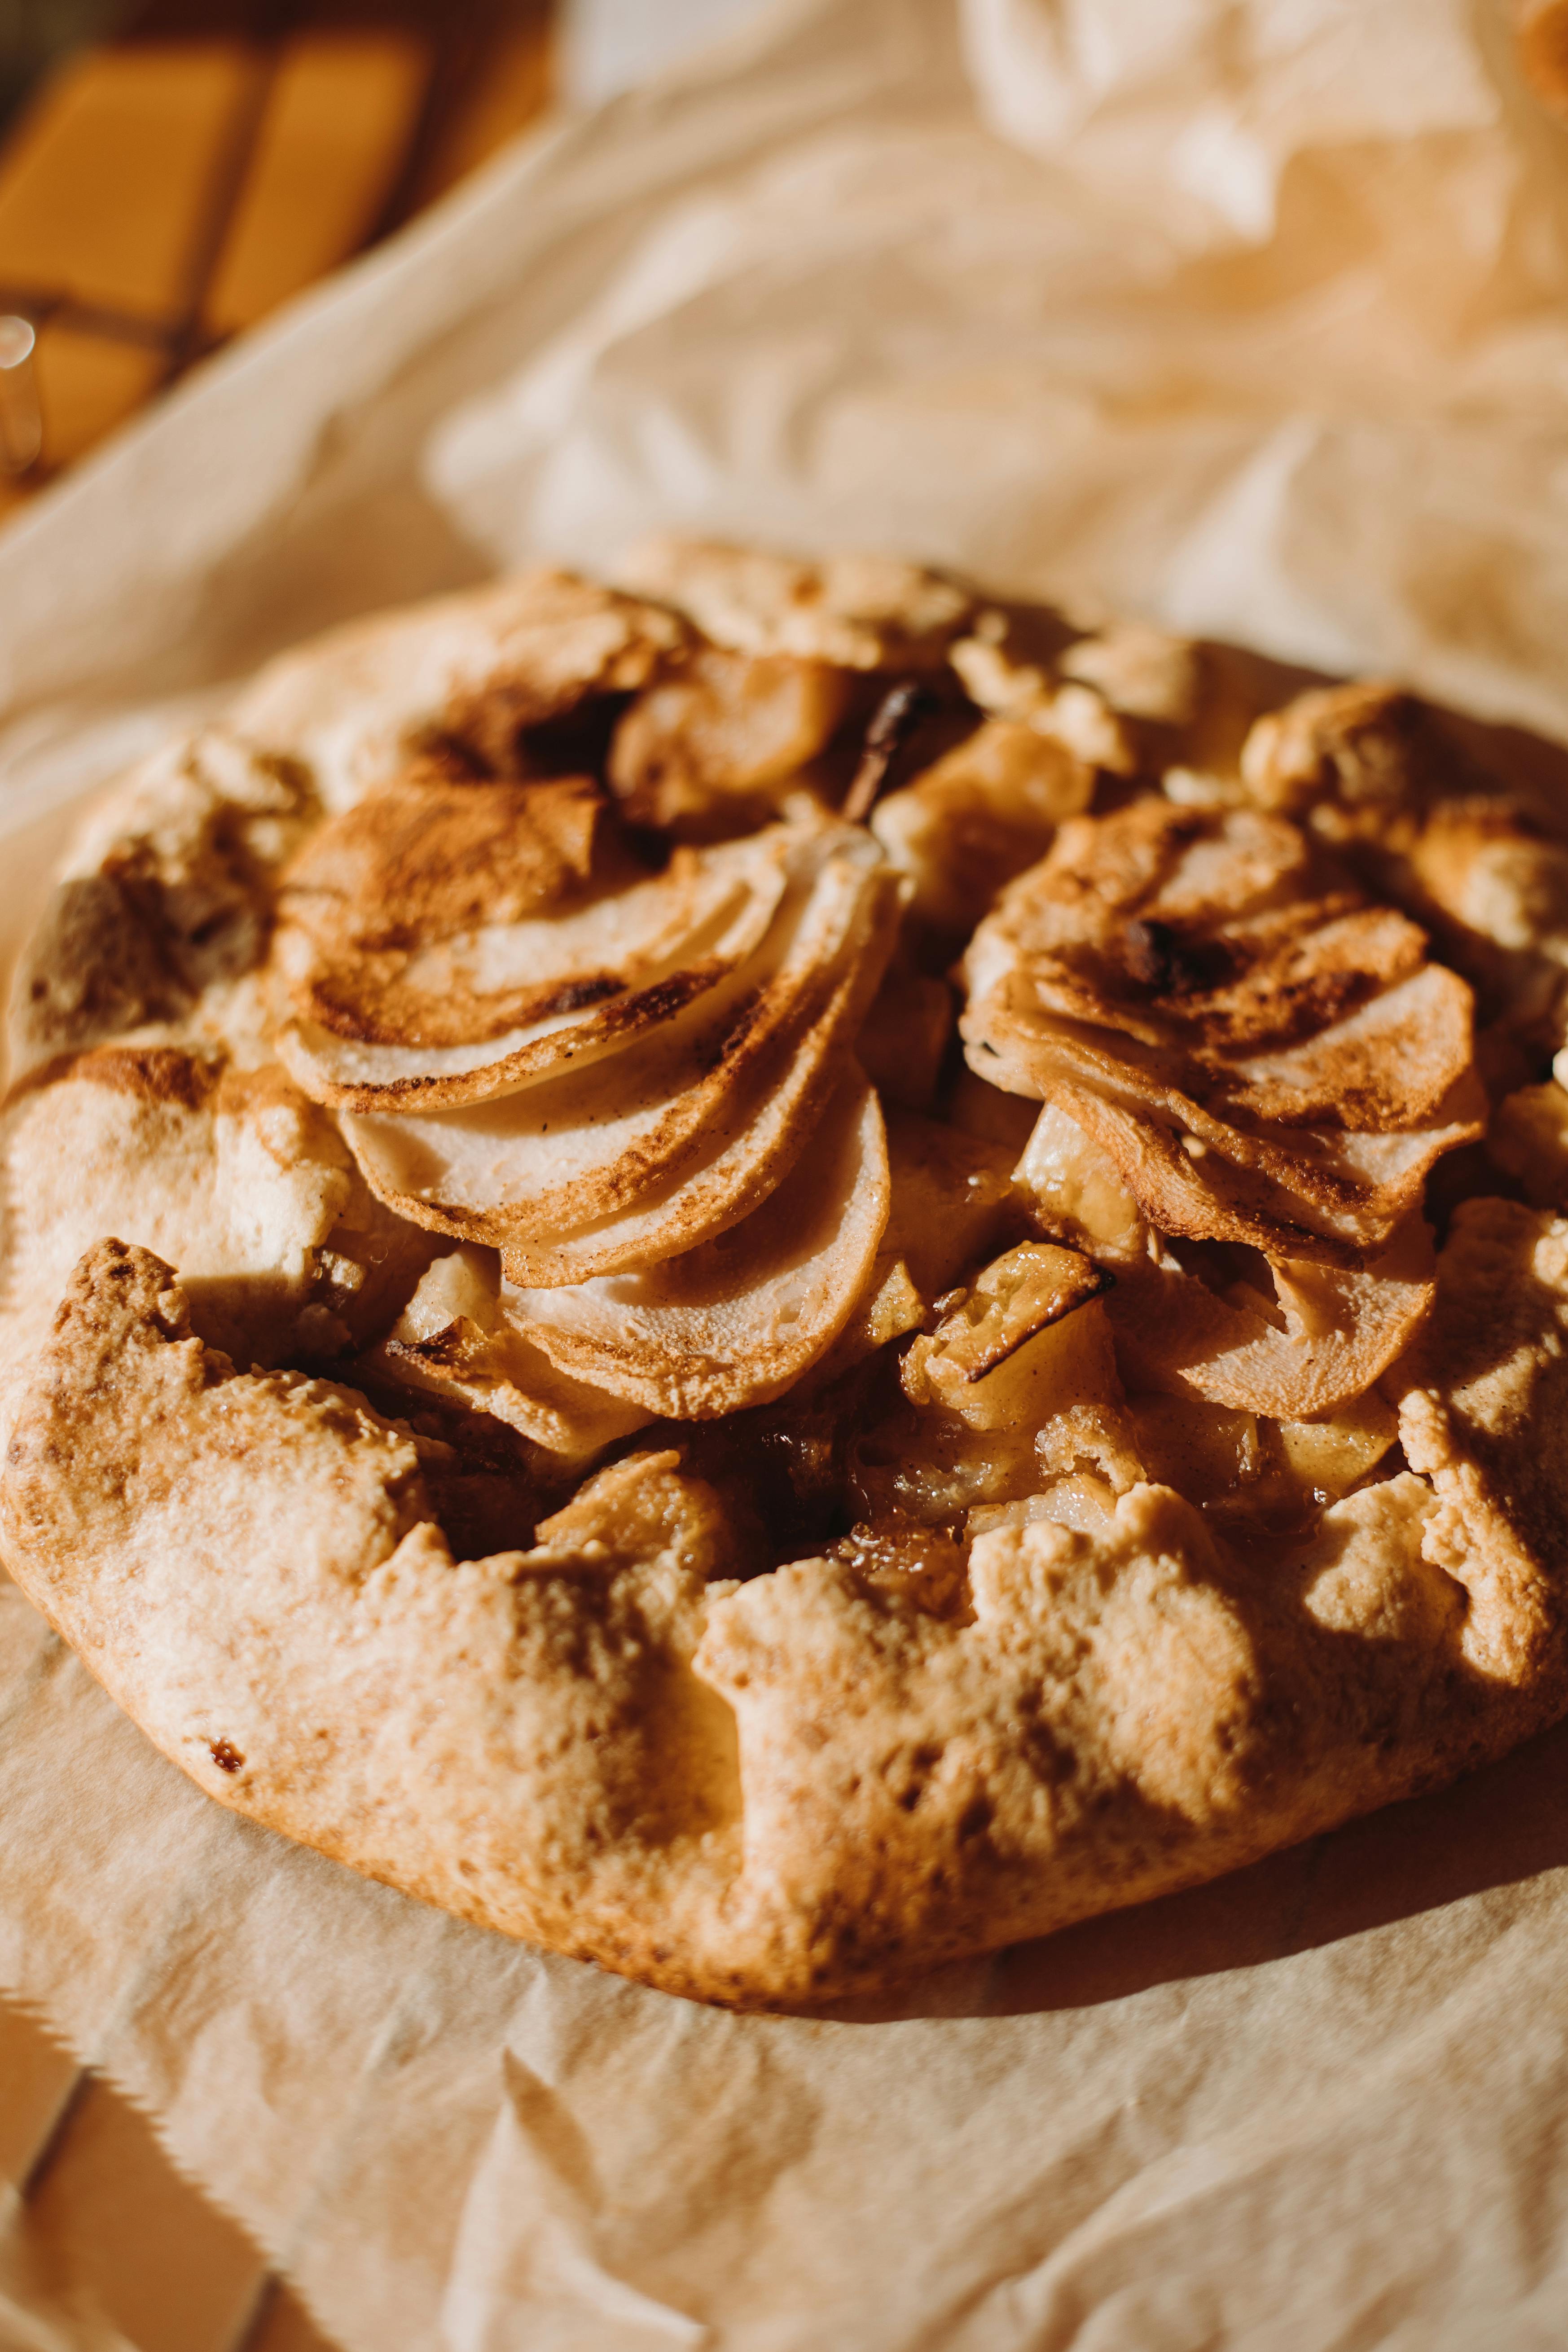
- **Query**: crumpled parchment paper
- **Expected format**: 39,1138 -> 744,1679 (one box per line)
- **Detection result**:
5,3 -> 1568,2345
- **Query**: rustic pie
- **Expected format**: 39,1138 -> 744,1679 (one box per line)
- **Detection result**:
5,544 -> 1568,2005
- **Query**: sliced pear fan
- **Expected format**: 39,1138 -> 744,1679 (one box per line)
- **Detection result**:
971,979 -> 1481,1261
501,1075 -> 891,1418
275,821 -> 805,1112
962,797 -> 1483,1268
338,831 -> 897,1255
278,781 -> 777,1040
496,973 -> 881,1287
963,800 -> 1470,1121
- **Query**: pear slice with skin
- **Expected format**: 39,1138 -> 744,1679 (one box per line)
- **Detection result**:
275,823 -> 799,1114
338,835 -> 898,1254
1106,1213 -> 1436,1421
361,1245 -> 651,1463
501,1074 -> 890,1418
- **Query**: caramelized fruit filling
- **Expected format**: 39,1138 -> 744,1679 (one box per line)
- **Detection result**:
256,579 -> 1539,1600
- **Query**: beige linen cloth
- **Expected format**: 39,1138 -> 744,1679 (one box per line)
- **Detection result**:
5,2 -> 1568,2344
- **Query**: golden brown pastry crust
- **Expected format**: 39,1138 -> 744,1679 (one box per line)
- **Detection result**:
7,554 -> 1568,2006
4,1231 -> 1565,2005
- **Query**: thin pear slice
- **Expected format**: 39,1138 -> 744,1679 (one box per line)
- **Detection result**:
1205,961 -> 1474,1128
275,823 -> 799,1112
496,856 -> 902,1288
338,834 -> 896,1251
501,1076 -> 890,1417
362,1246 -> 650,1464
1108,1215 -> 1436,1421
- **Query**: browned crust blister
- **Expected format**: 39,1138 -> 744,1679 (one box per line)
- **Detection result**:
6,553 -> 1568,2005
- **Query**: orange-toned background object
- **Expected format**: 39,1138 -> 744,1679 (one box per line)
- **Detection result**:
0,0 -> 554,509
5,1993 -> 332,2349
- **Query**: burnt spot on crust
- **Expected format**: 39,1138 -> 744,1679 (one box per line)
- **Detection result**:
707,989 -> 768,1070
209,1738 -> 244,1773
548,973 -> 625,1016
1123,917 -> 1231,998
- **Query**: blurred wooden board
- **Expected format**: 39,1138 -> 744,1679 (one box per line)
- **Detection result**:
26,2068 -> 268,2352
0,40 -> 261,316
0,1991 -> 77,2186
0,1 -> 554,487
413,15 -> 552,202
1,1997 -> 340,2350
202,29 -> 433,339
